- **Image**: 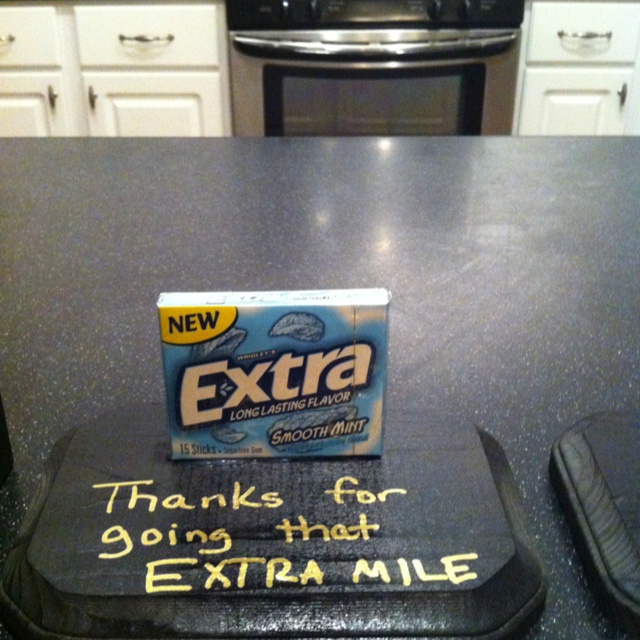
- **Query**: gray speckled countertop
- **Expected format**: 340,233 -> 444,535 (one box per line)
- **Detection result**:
0,137 -> 639,639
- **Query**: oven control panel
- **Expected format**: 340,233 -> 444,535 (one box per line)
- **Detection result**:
226,0 -> 524,30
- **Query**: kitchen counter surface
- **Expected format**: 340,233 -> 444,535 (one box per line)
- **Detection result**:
0,137 -> 639,640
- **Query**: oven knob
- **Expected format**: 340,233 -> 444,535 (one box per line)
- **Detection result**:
427,0 -> 443,20
308,0 -> 322,21
458,0 -> 478,19
282,0 -> 290,21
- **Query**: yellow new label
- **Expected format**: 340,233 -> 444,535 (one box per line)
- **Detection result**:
159,306 -> 238,345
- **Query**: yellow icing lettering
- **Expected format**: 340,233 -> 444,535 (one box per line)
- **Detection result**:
93,479 -> 282,514
325,476 -> 357,503
204,560 -> 231,589
397,558 -> 412,586
106,548 -> 477,590
100,525 -> 234,557
441,553 -> 478,585
354,513 -> 379,540
201,494 -> 227,508
325,476 -> 407,505
99,525 -> 133,559
92,480 -> 155,514
128,483 -> 158,512
140,528 -> 163,546
162,494 -> 196,510
377,488 -> 408,502
199,529 -> 232,555
204,558 -> 266,589
330,523 -> 360,541
299,559 -> 324,586
265,558 -> 325,588
352,556 -> 479,586
233,557 -> 266,588
185,529 -> 208,543
145,558 -> 197,593
141,556 -> 326,591
276,516 -> 329,542
355,489 -> 377,504
266,558 -> 298,588
411,559 -> 447,582
261,491 -> 284,508
352,559 -> 391,584
276,514 -> 379,543
93,474 -> 478,595
232,482 -> 263,509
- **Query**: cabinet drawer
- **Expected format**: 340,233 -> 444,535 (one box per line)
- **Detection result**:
527,2 -> 640,64
0,7 -> 60,67
75,5 -> 220,67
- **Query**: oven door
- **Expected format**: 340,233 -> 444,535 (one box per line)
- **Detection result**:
229,29 -> 521,136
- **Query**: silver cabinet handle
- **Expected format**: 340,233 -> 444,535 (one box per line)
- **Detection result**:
48,85 -> 58,111
118,34 -> 175,44
557,30 -> 612,41
88,86 -> 98,111
0,34 -> 16,44
618,83 -> 628,107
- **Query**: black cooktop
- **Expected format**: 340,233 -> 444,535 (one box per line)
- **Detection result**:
226,0 -> 525,31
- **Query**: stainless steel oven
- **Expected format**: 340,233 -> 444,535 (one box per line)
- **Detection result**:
226,0 -> 524,136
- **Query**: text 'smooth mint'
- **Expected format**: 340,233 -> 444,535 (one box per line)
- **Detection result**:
157,289 -> 390,459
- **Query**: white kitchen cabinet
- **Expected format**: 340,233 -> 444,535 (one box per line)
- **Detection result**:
0,2 -> 230,137
518,2 -> 640,135
0,6 -> 72,136
0,73 -> 68,136
520,67 -> 632,135
74,4 -> 228,136
82,71 -> 224,136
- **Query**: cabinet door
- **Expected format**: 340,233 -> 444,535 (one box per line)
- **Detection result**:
519,67 -> 633,135
0,73 -> 68,136
626,66 -> 640,134
82,71 -> 225,137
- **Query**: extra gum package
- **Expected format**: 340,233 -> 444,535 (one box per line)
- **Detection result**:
157,289 -> 391,459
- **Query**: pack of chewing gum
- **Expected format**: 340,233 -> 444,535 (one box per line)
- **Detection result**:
157,289 -> 391,459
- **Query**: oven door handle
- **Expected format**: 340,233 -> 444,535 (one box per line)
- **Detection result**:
231,31 -> 518,57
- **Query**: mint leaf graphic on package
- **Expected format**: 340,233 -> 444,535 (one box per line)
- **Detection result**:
269,312 -> 325,342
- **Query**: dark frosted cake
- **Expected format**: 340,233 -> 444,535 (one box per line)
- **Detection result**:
0,404 -> 546,639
